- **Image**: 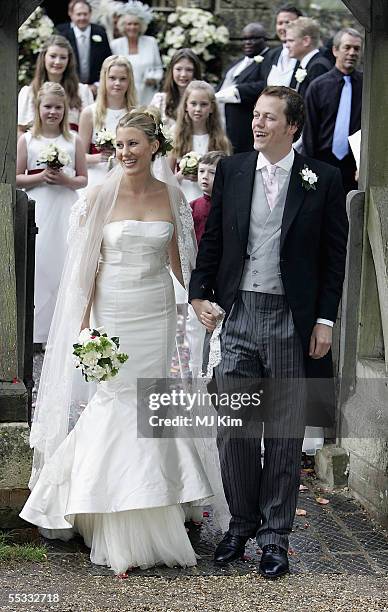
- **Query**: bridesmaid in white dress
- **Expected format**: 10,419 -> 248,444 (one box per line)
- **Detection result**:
111,4 -> 163,105
20,108 -> 214,576
18,35 -> 93,137
168,81 -> 232,359
150,49 -> 202,131
16,82 -> 87,344
79,55 -> 137,187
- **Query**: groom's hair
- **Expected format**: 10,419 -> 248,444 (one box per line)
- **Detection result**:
258,86 -> 305,141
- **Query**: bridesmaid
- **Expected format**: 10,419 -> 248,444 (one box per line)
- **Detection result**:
16,82 -> 87,344
18,35 -> 93,136
78,55 -> 137,187
150,49 -> 202,130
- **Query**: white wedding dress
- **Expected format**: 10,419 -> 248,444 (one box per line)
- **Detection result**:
20,219 -> 214,574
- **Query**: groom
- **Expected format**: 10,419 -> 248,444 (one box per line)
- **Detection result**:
189,86 -> 348,578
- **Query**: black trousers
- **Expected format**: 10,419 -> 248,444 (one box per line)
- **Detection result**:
214,291 -> 305,550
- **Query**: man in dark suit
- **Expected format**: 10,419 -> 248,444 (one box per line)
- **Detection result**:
261,4 -> 303,87
285,17 -> 332,98
215,22 -> 270,153
189,86 -> 348,578
303,28 -> 363,193
56,0 -> 112,95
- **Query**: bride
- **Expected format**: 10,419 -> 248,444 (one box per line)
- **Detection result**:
20,108 -> 220,576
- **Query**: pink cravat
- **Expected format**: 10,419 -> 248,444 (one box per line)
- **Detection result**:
262,165 -> 279,211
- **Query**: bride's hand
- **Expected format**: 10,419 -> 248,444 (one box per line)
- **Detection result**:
191,299 -> 220,332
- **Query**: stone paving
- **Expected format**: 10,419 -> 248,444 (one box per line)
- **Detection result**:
38,473 -> 388,579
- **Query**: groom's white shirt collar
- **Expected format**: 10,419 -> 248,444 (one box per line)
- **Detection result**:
256,148 -> 295,172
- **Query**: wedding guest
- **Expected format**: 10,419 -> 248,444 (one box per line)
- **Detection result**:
215,22 -> 270,153
79,55 -> 137,188
303,28 -> 363,193
190,151 -> 227,245
285,17 -> 332,98
18,35 -> 93,136
262,4 -> 302,87
56,0 -> 112,96
111,1 -> 163,105
169,80 -> 231,310
187,151 -> 228,378
16,82 -> 87,344
150,49 -> 202,130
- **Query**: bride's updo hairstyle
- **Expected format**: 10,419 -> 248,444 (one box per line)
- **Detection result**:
117,107 -> 173,159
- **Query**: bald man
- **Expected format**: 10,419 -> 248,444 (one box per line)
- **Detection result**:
216,23 -> 270,153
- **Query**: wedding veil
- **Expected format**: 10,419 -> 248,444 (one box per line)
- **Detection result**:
29,158 -> 197,487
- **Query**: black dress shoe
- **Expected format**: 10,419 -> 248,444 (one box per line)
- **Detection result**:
259,544 -> 289,579
214,532 -> 248,565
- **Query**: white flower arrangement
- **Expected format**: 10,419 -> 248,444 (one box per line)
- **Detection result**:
18,7 -> 54,88
95,128 -> 116,150
37,144 -> 71,170
254,55 -> 265,63
73,327 -> 128,383
295,68 -> 308,84
179,151 -> 202,176
92,34 -> 103,42
300,165 -> 318,191
156,8 -> 229,82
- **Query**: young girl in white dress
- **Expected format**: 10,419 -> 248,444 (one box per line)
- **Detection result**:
169,81 -> 232,373
150,48 -> 202,131
16,82 -> 87,344
19,109 -> 217,577
18,35 -> 93,137
79,55 -> 137,188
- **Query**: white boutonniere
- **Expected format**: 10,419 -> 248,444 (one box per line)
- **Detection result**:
92,34 -> 102,42
253,54 -> 264,63
300,165 -> 318,191
295,67 -> 308,83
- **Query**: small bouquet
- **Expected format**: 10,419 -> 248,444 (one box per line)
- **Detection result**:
37,144 -> 71,170
94,128 -> 116,152
179,151 -> 201,177
73,327 -> 128,383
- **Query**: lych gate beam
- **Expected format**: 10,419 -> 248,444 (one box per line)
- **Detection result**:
18,0 -> 44,28
342,0 -> 371,31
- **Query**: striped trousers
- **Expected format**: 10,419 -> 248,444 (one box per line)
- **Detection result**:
215,290 -> 306,550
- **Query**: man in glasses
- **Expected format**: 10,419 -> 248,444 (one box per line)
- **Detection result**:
216,22 -> 270,153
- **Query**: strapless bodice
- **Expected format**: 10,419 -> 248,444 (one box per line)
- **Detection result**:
99,220 -> 173,277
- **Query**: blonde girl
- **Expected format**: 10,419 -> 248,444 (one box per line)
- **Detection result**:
16,82 -> 87,344
79,55 -> 137,186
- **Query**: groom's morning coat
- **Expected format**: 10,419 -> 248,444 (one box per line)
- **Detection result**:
189,150 -> 349,386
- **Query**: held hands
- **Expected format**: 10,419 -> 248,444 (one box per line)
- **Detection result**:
309,323 -> 332,359
192,299 -> 221,332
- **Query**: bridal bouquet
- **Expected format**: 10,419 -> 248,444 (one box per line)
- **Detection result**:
37,144 -> 71,170
179,151 -> 202,177
73,327 -> 128,382
94,128 -> 116,152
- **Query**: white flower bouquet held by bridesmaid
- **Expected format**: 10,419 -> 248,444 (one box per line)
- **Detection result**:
37,144 -> 71,170
94,128 -> 116,152
179,150 -> 201,177
73,327 -> 128,382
